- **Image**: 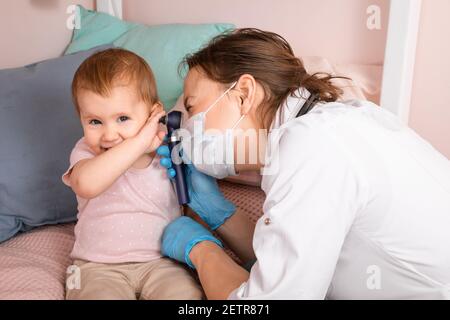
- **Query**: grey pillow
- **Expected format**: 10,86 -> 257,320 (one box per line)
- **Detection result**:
0,45 -> 112,242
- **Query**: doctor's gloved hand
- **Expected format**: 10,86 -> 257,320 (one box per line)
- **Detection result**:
156,145 -> 237,230
161,216 -> 223,268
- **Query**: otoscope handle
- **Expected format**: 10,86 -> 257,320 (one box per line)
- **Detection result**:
160,111 -> 190,206
167,133 -> 189,205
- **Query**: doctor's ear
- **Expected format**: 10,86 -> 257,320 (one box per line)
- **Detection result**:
235,74 -> 258,115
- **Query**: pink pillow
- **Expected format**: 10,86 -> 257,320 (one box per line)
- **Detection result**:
302,56 -> 383,104
334,62 -> 383,104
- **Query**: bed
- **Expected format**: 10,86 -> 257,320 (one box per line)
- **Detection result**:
0,0 -> 422,299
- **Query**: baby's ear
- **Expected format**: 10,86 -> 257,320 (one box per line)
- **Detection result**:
150,101 -> 164,114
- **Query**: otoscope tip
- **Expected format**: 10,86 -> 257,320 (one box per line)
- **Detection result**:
158,115 -> 167,125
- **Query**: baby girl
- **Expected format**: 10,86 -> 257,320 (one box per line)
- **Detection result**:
62,48 -> 202,300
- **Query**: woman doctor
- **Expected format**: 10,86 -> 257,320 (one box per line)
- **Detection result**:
157,29 -> 450,300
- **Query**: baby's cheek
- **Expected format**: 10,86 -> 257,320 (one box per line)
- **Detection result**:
125,124 -> 143,139
83,134 -> 101,153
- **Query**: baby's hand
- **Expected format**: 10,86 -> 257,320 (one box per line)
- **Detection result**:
137,109 -> 167,154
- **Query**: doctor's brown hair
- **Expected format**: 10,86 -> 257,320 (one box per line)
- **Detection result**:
72,48 -> 159,115
181,28 -> 348,128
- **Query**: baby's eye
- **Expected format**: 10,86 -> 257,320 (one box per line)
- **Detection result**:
118,116 -> 129,122
89,119 -> 101,125
185,105 -> 192,112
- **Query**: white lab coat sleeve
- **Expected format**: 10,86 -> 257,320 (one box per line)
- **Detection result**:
228,121 -> 368,299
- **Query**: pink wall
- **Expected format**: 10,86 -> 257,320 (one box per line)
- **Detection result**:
0,0 -> 94,69
409,0 -> 450,159
123,0 -> 389,65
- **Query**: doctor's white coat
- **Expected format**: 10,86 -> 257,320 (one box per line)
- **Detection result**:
228,92 -> 450,300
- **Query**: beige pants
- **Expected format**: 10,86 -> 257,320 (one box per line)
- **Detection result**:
66,257 -> 203,300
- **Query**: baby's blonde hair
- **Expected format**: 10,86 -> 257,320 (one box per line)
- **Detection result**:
72,48 -> 159,114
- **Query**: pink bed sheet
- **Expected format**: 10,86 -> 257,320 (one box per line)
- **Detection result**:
0,224 -> 75,299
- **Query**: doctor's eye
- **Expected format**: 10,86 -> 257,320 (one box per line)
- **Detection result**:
118,116 -> 129,122
89,119 -> 102,125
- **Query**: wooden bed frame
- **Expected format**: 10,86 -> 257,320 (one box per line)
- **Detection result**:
95,0 -> 422,124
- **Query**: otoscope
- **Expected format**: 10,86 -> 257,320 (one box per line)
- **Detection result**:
158,111 -> 190,205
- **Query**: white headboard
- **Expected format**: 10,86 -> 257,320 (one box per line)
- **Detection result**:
96,0 -> 422,124
96,0 -> 122,20
380,0 -> 422,123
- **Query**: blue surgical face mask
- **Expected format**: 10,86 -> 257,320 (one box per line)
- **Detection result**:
181,81 -> 245,178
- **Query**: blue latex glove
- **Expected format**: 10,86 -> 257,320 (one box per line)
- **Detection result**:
157,145 -> 236,230
161,216 -> 223,269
